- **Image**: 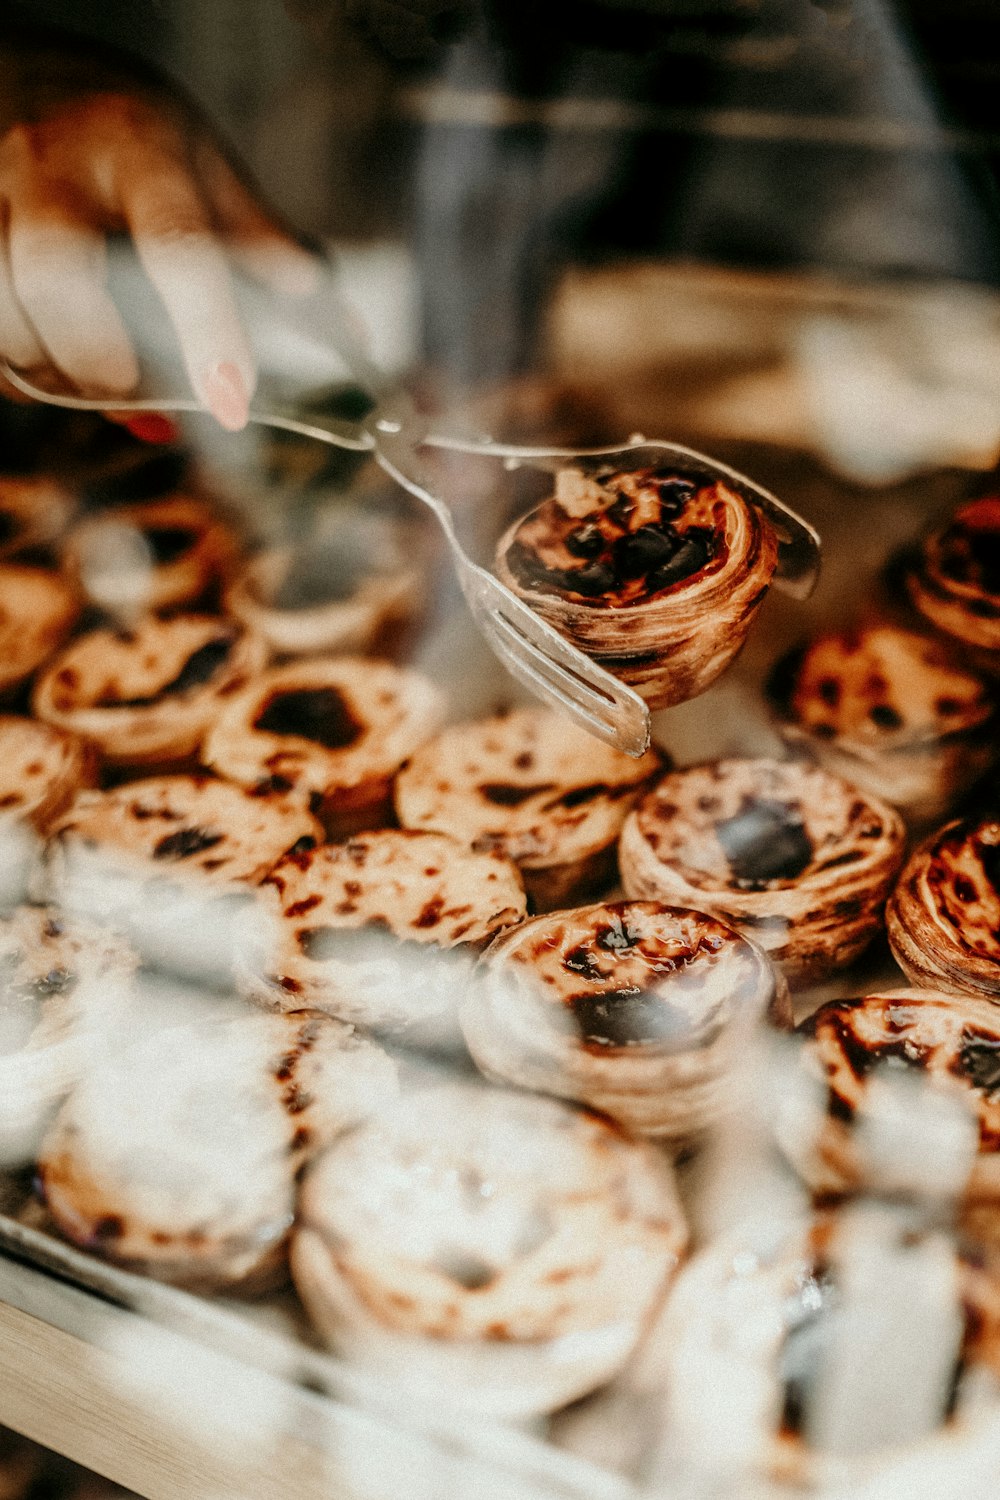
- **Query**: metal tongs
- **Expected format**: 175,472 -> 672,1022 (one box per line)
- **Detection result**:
1,265 -> 820,758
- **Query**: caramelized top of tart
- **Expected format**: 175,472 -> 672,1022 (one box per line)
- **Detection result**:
502,466 -> 743,608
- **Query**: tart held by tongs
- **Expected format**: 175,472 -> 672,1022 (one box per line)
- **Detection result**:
1,264 -> 820,756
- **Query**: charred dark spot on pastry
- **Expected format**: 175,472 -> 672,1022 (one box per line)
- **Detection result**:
286,835 -> 317,860
507,470 -> 723,606
0,794 -> 20,808
954,875 -> 977,903
977,839 -> 1000,893
957,1038 -> 1000,1095
144,525 -> 198,565
416,897 -> 445,929
434,1249 -> 496,1291
286,894 -> 322,918
936,696 -> 964,717
514,752 -> 534,771
130,801 -> 175,821
936,507 -> 1000,596
43,917 -> 64,939
646,528 -> 717,593
563,944 -> 604,980
283,1083 -> 310,1114
505,542 -> 613,599
869,704 -> 903,730
279,975 -> 303,993
255,687 -> 363,751
564,523 -> 605,559
595,912 -> 641,953
250,773 -> 295,796
815,850 -> 861,872
0,512 -> 19,548
818,677 -> 841,708
479,781 -> 556,807
153,826 -> 225,860
612,524 -> 680,579
104,635 -> 233,707
91,1214 -> 125,1244
567,986 -> 692,1050
274,1051 -> 298,1082
290,1126 -> 311,1152
715,798 -> 813,889
827,1012 -> 929,1080
968,596 -> 1000,619
549,783 -> 613,811
652,473 -> 697,513
827,1086 -> 855,1123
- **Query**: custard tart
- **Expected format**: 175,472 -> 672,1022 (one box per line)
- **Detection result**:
33,615 -> 267,765
620,758 -> 907,983
464,899 -> 788,1138
293,1081 -> 687,1417
495,464 -> 779,708
395,707 -> 664,910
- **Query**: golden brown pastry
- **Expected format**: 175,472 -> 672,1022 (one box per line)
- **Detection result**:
292,1081 -> 687,1417
905,496 -> 1000,667
887,817 -> 1000,999
246,830 -> 526,1043
769,624 -> 996,825
63,494 -> 238,614
33,615 -> 267,765
620,758 -> 907,984
38,1008 -> 398,1292
225,542 -> 420,659
48,775 -> 321,889
0,904 -> 138,1167
46,775 -> 322,982
789,989 -> 1000,1201
0,474 -> 74,558
395,707 -> 664,910
494,464 -> 779,708
0,564 -> 79,695
203,657 -> 444,837
463,899 -> 788,1139
0,715 -> 93,834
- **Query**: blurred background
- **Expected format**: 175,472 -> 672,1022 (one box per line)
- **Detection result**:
7,0 -> 1000,482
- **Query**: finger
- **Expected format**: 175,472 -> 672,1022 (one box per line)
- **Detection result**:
196,143 -> 322,298
6,189 -> 139,396
0,204 -> 52,373
118,150 -> 254,430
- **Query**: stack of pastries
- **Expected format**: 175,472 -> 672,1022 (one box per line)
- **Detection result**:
1,432 -> 1000,1478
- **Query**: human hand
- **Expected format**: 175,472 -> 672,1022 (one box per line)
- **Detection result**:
0,88 -> 322,431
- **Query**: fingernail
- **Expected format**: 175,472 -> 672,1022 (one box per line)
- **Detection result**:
201,361 -> 249,431
120,414 -> 180,445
